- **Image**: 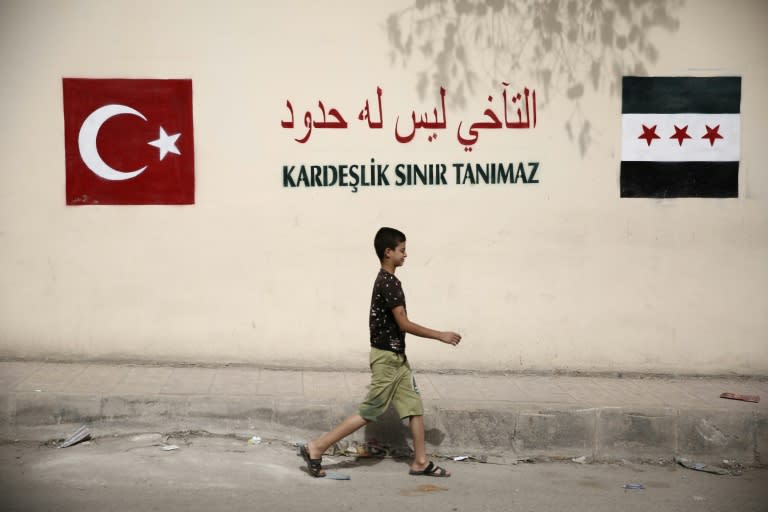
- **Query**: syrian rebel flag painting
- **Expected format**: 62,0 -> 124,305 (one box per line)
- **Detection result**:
620,76 -> 741,198
63,78 -> 195,205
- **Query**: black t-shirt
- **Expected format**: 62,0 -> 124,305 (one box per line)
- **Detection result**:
369,269 -> 406,354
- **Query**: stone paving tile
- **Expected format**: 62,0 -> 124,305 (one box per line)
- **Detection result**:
681,379 -> 767,410
596,407 -> 678,460
274,398 -> 336,431
550,376 -> 605,401
162,368 -> 217,395
303,371 -> 350,399
512,376 -> 577,403
111,367 -> 173,395
677,408 -> 757,461
572,378 -> 665,406
344,372 -> 371,398
516,407 -> 596,456
257,369 -> 302,395
472,375 -> 529,401
209,368 -> 260,395
14,364 -> 88,392
412,373 -> 439,400
64,365 -> 129,394
15,392 -> 102,425
4,362 -> 766,426
0,362 -> 41,391
188,395 -> 273,421
102,394 -> 190,419
596,378 -> 692,406
632,380 -> 711,407
519,390 -> 578,404
614,379 -> 676,405
427,374 -> 482,401
562,379 -> 637,406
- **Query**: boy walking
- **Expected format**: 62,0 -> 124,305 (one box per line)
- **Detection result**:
301,227 -> 461,478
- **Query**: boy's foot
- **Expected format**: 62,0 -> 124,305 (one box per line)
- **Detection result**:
300,443 -> 325,477
409,461 -> 450,477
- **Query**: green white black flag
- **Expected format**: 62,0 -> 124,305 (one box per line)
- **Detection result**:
621,76 -> 741,198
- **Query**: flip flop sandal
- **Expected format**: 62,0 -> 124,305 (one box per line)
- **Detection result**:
300,444 -> 325,478
409,461 -> 450,477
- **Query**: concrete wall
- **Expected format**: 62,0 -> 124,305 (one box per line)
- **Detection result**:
0,0 -> 766,375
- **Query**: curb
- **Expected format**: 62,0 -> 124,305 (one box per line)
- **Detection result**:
1,392 -> 763,466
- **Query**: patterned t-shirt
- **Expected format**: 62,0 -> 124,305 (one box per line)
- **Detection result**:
369,269 -> 406,354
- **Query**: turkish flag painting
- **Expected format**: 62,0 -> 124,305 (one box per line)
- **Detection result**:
63,78 -> 194,205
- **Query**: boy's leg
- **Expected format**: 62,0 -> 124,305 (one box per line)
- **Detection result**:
408,415 -> 428,471
307,414 -> 369,461
408,415 -> 451,476
304,349 -> 404,475
308,349 -> 390,460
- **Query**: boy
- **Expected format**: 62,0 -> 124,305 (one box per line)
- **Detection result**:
301,227 -> 461,478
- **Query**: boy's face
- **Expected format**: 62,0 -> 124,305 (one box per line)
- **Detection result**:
385,242 -> 407,267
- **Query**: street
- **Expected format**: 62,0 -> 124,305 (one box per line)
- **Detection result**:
1,431 -> 766,511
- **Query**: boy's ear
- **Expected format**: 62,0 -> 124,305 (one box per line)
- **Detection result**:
382,247 -> 393,260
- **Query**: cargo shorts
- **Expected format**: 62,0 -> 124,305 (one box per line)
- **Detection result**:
358,347 -> 424,421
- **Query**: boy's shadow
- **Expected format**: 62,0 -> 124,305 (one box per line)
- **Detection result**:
363,406 -> 446,462
299,406 -> 447,475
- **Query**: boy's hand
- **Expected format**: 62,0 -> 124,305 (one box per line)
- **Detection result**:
438,331 -> 462,346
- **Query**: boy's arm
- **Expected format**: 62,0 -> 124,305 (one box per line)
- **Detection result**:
392,305 -> 461,346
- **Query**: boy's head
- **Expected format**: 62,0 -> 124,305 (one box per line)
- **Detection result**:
374,227 -> 406,262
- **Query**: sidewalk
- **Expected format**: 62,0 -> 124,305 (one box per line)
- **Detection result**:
0,361 -> 765,466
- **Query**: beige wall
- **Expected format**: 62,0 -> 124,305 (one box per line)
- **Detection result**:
0,0 -> 766,374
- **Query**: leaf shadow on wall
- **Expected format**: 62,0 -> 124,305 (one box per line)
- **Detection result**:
385,0 -> 683,157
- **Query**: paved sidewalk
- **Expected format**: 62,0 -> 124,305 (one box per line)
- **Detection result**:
0,361 -> 766,465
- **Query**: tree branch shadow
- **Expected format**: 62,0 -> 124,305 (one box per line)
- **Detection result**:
386,0 -> 684,156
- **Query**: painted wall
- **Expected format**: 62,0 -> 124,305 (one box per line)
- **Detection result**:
0,0 -> 766,375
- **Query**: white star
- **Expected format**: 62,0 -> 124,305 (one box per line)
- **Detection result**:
147,127 -> 181,160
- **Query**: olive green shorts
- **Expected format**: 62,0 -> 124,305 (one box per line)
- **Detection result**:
358,347 -> 424,421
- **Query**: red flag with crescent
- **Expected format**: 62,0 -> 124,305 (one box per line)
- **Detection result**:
62,78 -> 195,205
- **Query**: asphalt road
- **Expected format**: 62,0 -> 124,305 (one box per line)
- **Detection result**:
1,432 -> 766,512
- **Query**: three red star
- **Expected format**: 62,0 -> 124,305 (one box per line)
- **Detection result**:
637,123 -> 725,147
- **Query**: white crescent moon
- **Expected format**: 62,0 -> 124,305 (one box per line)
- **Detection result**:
78,104 -> 148,181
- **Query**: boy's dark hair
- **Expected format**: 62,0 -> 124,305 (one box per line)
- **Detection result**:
374,227 -> 406,261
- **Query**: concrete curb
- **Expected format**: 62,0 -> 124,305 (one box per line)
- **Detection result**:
0,392 -> 763,466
